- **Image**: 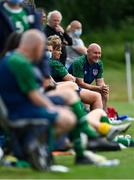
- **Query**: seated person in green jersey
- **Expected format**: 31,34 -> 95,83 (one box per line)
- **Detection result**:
48,36 -> 75,83
47,35 -> 130,143
0,30 -> 79,170
68,43 -> 109,111
48,35 -> 103,110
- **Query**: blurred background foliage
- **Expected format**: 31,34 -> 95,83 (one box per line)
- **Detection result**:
35,0 -> 134,31
34,0 -> 134,65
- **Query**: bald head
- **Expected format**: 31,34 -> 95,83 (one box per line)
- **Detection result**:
67,20 -> 82,33
20,29 -> 46,48
87,43 -> 101,63
88,43 -> 101,51
19,29 -> 46,61
70,20 -> 82,30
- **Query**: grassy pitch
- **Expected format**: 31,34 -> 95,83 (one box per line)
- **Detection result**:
0,101 -> 134,179
0,67 -> 134,179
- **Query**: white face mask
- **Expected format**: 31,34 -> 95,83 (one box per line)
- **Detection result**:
94,59 -> 99,63
46,51 -> 52,59
74,29 -> 82,37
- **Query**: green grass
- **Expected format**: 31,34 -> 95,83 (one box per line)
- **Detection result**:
1,147 -> 134,179
0,101 -> 134,179
84,24 -> 134,67
105,65 -> 134,102
0,66 -> 134,179
1,126 -> 134,179
109,101 -> 134,117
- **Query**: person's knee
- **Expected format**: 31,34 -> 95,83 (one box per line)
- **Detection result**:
86,91 -> 101,102
94,92 -> 102,101
93,108 -> 107,116
47,87 -> 78,103
59,88 -> 78,103
69,81 -> 78,90
57,81 -> 78,91
90,91 -> 102,106
86,108 -> 107,129
55,108 -> 76,135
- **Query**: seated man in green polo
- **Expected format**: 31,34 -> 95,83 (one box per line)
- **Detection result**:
48,35 -> 104,110
68,43 -> 109,111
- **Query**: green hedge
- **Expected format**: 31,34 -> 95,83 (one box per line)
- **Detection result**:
82,24 -> 134,66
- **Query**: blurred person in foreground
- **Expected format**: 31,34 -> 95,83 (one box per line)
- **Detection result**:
0,0 -> 41,54
0,29 -> 77,170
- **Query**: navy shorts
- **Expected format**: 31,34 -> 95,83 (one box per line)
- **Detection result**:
48,95 -> 65,105
8,103 -> 58,127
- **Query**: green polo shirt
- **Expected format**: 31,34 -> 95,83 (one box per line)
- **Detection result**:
69,55 -> 103,84
49,59 -> 68,82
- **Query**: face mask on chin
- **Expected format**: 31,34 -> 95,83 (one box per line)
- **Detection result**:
94,59 -> 99,63
74,29 -> 82,37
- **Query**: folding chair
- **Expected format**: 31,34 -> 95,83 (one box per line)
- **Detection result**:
0,96 -> 50,170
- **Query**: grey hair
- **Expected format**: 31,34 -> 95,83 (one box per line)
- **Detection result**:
47,10 -> 62,22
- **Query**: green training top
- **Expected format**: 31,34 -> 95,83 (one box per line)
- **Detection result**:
3,4 -> 30,33
8,51 -> 39,93
69,55 -> 103,84
49,59 -> 68,82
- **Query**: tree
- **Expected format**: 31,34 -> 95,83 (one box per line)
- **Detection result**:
34,0 -> 134,30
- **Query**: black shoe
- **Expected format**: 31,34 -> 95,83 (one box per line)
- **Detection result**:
75,155 -> 93,165
87,137 -> 121,152
27,141 -> 50,171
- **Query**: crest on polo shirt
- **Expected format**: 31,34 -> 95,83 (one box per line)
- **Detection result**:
93,69 -> 98,76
